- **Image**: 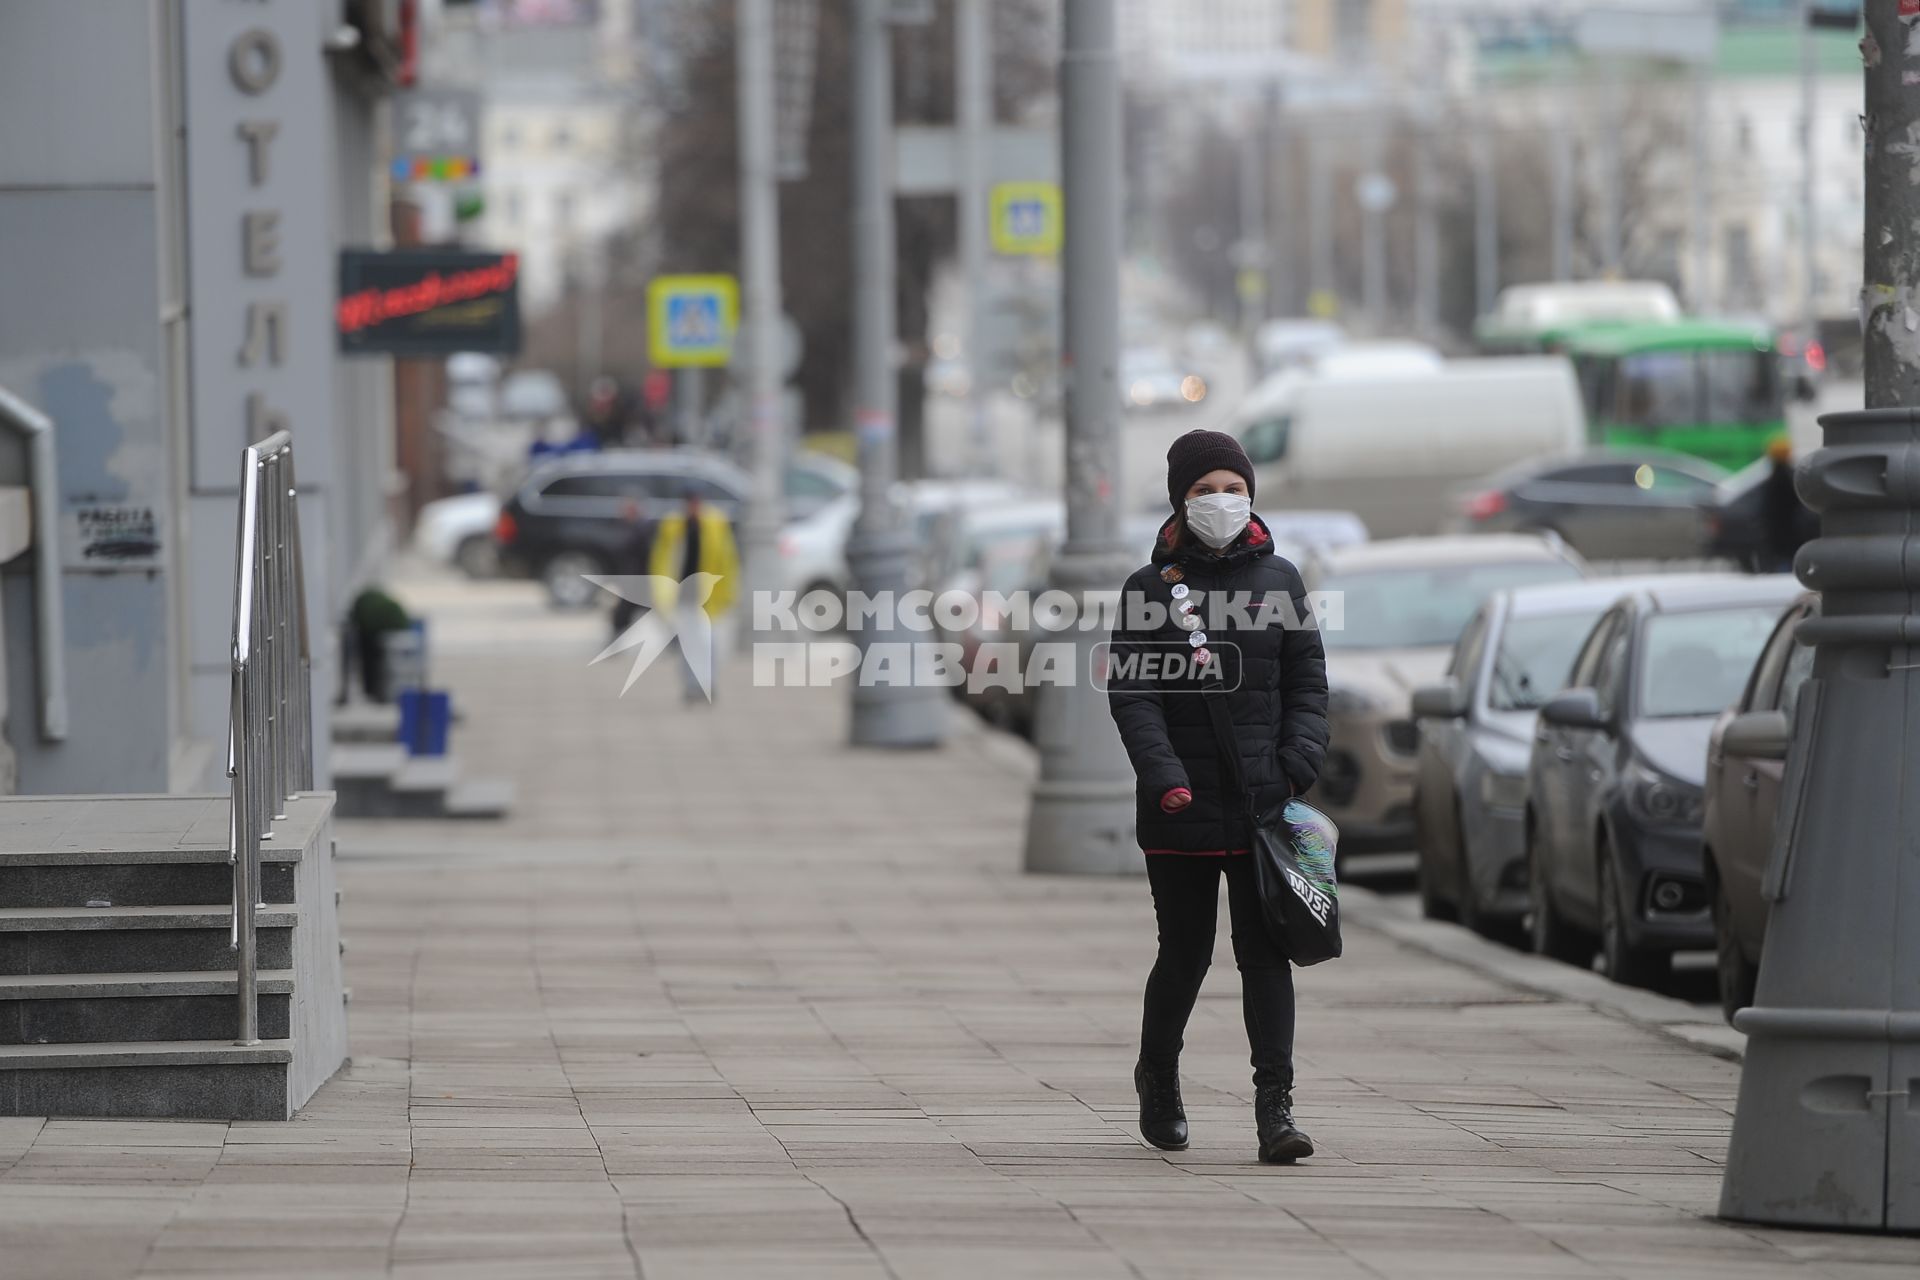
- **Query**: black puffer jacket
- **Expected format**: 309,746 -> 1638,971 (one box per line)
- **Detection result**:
1107,513 -> 1330,852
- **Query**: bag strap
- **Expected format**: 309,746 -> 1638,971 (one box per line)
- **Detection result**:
1200,681 -> 1254,818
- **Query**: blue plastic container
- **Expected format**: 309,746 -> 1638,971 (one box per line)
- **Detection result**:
396,688 -> 452,757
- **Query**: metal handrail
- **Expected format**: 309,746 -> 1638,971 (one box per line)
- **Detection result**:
0,384 -> 70,741
226,431 -> 313,1046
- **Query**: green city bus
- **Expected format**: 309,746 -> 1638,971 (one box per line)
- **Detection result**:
1555,320 -> 1785,470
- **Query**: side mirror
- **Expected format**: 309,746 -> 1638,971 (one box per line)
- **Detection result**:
1410,681 -> 1470,720
1539,687 -> 1605,730
1793,374 -> 1818,402
1722,708 -> 1790,761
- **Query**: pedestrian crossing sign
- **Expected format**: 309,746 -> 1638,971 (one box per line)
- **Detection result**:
648,274 -> 739,367
990,182 -> 1062,256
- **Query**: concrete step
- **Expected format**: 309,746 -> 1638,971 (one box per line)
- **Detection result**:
332,700 -> 464,746
2,988 -> 290,1044
2,971 -> 294,1044
0,906 -> 297,975
445,778 -> 516,820
329,742 -> 407,780
0,858 -> 296,909
0,1038 -> 294,1120
0,970 -> 296,999
332,746 -> 513,820
331,701 -> 400,744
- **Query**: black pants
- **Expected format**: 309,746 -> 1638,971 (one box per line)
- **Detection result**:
1141,854 -> 1295,1091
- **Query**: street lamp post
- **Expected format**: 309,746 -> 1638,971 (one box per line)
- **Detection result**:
957,0 -> 993,477
1472,129 -> 1497,319
737,0 -> 787,637
845,0 -> 946,748
1021,0 -> 1135,876
1718,1 -> 1920,1232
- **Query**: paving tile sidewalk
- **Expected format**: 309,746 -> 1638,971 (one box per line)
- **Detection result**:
4,574 -> 1917,1279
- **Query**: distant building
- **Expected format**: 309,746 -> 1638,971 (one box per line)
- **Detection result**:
420,0 -> 652,314
1118,0 -> 1290,67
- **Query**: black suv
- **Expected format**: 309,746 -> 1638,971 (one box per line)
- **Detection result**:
496,450 -> 849,607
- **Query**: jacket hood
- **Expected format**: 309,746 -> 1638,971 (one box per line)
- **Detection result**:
1151,511 -> 1277,566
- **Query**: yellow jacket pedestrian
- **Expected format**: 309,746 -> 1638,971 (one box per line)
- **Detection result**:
647,502 -> 741,617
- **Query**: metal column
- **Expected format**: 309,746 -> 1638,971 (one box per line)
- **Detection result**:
737,0 -> 787,638
1022,0 -> 1135,875
845,0 -> 946,748
1718,0 -> 1920,1231
957,0 -> 993,476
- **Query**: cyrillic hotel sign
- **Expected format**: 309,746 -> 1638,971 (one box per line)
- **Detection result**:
185,0 -> 331,493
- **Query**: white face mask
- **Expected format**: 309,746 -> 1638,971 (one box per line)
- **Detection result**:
1184,492 -> 1252,549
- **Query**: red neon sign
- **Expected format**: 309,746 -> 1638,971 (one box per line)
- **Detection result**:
336,254 -> 519,334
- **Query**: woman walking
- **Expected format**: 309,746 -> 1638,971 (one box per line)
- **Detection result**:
1107,429 -> 1330,1163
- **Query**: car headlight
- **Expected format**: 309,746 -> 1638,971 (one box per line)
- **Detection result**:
1327,686 -> 1383,716
1478,769 -> 1529,811
1627,763 -> 1702,826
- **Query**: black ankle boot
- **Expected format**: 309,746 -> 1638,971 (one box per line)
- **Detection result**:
1134,1059 -> 1189,1151
1255,1085 -> 1313,1163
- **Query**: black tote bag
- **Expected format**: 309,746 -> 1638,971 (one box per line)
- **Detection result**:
1201,685 -> 1343,966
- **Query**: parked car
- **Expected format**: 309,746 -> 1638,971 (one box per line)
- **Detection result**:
779,492 -> 857,616
412,490 -> 505,578
1453,449 -> 1728,562
1298,535 -> 1586,855
496,450 -> 852,608
1703,593 -> 1816,1022
785,453 -> 860,522
900,478 -> 1028,588
934,500 -> 1067,732
1120,346 -> 1206,411
1410,575 -> 1681,934
1525,574 -> 1802,986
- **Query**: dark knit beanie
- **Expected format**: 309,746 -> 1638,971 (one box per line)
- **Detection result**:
1166,429 -> 1256,510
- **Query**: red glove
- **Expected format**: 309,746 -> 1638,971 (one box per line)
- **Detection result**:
1160,787 -> 1193,813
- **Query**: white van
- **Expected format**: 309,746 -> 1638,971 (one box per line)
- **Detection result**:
1233,357 -> 1586,539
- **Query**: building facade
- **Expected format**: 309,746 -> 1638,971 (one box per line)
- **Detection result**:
0,1 -> 399,796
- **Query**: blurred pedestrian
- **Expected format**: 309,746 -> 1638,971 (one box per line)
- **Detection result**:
583,375 -> 627,448
649,492 -> 740,702
609,498 -> 651,641
642,368 -> 673,445
1107,429 -> 1330,1165
1760,437 -> 1815,573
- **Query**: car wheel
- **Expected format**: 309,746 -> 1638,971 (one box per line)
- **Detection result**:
454,535 -> 500,580
1527,817 -> 1591,965
1416,849 -> 1455,921
1597,838 -> 1667,988
1713,874 -> 1758,1025
543,551 -> 606,610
